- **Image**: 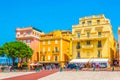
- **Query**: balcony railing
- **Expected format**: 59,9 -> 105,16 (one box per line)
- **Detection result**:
16,34 -> 39,39
52,51 -> 59,54
73,34 -> 108,41
73,21 -> 109,28
97,45 -> 102,48
76,46 -> 80,49
76,56 -> 80,59
40,51 -> 47,54
82,45 -> 93,49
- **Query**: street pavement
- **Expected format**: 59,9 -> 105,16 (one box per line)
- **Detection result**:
1,70 -> 120,80
0,69 -> 58,80
39,71 -> 120,80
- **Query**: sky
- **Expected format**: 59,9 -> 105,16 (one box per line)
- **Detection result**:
0,0 -> 120,46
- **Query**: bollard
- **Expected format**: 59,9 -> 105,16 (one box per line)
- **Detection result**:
60,67 -> 62,72
26,67 -> 28,72
35,68 -> 38,72
38,68 -> 40,72
93,67 -> 95,71
76,66 -> 78,72
14,69 -> 16,72
112,67 -> 114,71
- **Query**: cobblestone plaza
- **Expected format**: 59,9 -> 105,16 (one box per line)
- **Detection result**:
39,71 -> 120,80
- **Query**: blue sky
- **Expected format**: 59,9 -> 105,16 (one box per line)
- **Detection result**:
0,0 -> 120,46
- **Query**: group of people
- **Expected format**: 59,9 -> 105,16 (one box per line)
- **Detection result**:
30,64 -> 60,70
66,62 -> 107,69
42,64 -> 59,70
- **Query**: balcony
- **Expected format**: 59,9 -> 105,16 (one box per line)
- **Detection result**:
40,51 -> 47,54
97,45 -> 102,49
73,34 -> 108,41
16,34 -> 39,39
82,45 -> 93,49
52,51 -> 59,54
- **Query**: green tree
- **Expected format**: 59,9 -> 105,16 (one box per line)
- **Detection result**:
0,47 -> 4,55
1,41 -> 33,66
18,42 -> 33,62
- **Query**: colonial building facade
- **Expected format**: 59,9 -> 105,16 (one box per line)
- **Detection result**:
39,30 -> 72,67
72,14 -> 116,65
15,14 -> 117,67
16,27 -> 44,63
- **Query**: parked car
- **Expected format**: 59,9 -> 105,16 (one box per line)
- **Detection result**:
67,63 -> 82,69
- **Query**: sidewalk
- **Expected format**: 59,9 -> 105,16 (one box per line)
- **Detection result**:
1,69 -> 58,80
39,71 -> 120,80
0,72 -> 35,80
63,67 -> 120,71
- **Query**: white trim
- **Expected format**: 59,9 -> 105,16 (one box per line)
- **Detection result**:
55,40 -> 58,44
17,32 -> 20,35
60,39 -> 62,61
48,47 -> 50,52
48,40 -> 50,44
70,58 -> 109,63
43,41 -> 45,45
39,40 -> 40,62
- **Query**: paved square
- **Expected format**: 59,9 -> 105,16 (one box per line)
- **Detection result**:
39,71 -> 120,80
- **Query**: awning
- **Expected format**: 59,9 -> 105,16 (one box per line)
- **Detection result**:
70,58 -> 109,63
70,59 -> 90,63
90,59 -> 109,63
30,63 -> 34,66
30,62 -> 42,66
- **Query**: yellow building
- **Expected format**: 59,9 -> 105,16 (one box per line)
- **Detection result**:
39,30 -> 72,67
72,14 -> 116,66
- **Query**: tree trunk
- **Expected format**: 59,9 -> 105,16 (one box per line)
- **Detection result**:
21,58 -> 23,63
12,58 -> 15,66
11,58 -> 16,70
26,57 -> 28,62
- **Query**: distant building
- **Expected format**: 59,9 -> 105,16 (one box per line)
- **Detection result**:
72,14 -> 116,67
0,54 -> 18,65
118,27 -> 120,65
16,27 -> 44,63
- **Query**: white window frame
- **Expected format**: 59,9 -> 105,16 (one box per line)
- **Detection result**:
17,32 -> 20,37
43,41 -> 45,45
55,40 -> 58,44
48,56 -> 51,60
23,40 -> 26,43
27,40 -> 31,44
43,47 -> 45,53
23,32 -> 26,35
48,47 -> 50,52
48,40 -> 50,44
